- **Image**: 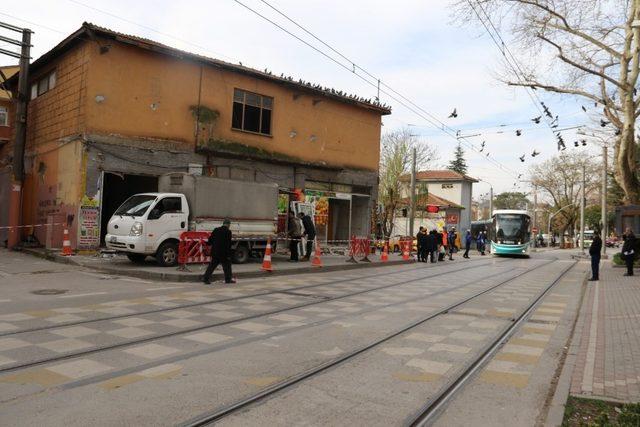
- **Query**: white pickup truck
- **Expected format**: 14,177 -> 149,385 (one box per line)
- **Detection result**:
105,173 -> 279,266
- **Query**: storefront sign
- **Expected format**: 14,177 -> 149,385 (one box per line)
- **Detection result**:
446,213 -> 459,224
78,195 -> 100,249
334,192 -> 352,200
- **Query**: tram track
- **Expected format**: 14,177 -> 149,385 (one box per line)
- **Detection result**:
406,260 -> 577,426
0,257 -> 521,374
177,258 -> 571,427
1,256 -> 505,338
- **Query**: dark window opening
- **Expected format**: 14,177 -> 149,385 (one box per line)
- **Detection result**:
231,88 -> 273,136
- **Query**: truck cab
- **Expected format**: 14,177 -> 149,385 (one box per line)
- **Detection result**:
105,193 -> 188,266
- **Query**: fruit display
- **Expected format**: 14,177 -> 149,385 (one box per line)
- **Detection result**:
314,197 -> 329,226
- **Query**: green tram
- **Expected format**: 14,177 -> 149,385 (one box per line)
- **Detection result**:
490,209 -> 532,257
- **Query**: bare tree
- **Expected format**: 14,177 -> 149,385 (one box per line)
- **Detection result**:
378,128 -> 438,237
456,0 -> 640,204
529,152 -> 600,241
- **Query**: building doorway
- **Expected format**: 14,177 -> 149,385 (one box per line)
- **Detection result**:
328,198 -> 350,242
100,173 -> 158,245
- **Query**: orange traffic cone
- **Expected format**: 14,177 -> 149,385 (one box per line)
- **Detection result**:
311,239 -> 323,268
261,237 -> 273,272
402,241 -> 410,261
61,228 -> 73,256
380,243 -> 389,262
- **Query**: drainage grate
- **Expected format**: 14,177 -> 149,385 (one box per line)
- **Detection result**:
31,289 -> 68,295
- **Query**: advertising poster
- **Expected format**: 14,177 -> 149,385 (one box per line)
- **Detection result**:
78,195 -> 100,249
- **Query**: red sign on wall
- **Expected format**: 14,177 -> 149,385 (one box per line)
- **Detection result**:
446,214 -> 459,224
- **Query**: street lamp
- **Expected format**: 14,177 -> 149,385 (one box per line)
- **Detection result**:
577,129 -> 613,257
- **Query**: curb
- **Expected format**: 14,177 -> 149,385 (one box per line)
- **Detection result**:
20,247 -> 414,282
543,269 -> 589,426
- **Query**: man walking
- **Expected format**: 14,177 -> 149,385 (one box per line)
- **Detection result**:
622,228 -> 636,277
588,231 -> 602,281
463,229 -> 472,259
203,218 -> 235,285
288,211 -> 302,262
299,211 -> 316,261
448,227 -> 457,260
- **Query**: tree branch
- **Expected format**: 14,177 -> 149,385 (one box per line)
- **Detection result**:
508,80 -> 605,104
537,33 -> 625,89
544,21 -> 623,59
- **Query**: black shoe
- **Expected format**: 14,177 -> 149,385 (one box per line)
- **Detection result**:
624,273 -> 634,276
203,280 -> 211,285
225,279 -> 237,284
588,278 -> 598,281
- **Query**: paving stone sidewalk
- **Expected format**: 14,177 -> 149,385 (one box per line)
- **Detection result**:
570,262 -> 640,402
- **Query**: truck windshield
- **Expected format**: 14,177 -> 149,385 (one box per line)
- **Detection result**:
114,195 -> 156,217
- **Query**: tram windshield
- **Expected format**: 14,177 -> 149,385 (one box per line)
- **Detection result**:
494,214 -> 531,244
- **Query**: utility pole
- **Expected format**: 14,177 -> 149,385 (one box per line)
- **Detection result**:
489,186 -> 493,218
409,147 -> 416,238
0,22 -> 32,248
532,185 -> 538,251
580,165 -> 585,253
13,27 -> 31,181
601,145 -> 607,257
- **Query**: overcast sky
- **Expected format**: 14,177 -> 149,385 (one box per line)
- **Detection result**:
0,0 -> 598,196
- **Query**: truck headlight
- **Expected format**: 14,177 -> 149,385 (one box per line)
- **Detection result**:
130,222 -> 143,236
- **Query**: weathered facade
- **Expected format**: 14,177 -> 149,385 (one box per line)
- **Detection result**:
1,23 -> 390,249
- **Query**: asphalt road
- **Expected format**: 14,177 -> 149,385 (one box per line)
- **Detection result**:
0,248 -> 587,426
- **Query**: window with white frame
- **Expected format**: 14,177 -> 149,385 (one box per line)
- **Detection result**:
0,107 -> 7,127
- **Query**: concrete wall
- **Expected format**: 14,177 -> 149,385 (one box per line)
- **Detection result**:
83,39 -> 383,172
459,182 -> 473,231
427,182 -> 463,205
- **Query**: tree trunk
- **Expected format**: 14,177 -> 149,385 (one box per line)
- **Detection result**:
614,93 -> 639,204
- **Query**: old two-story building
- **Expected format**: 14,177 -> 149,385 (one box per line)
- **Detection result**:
1,23 -> 390,250
399,170 -> 477,233
0,65 -> 18,245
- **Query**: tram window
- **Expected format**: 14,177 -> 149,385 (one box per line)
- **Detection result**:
495,214 -> 530,243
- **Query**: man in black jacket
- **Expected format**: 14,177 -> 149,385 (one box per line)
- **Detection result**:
588,231 -> 602,281
622,228 -> 637,277
299,212 -> 316,261
416,227 -> 425,262
203,218 -> 235,285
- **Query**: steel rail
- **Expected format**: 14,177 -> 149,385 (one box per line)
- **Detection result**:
406,260 -> 577,426
0,258 -> 517,374
0,256 -> 502,338
178,258 -> 561,427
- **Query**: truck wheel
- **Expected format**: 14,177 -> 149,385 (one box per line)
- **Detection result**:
126,253 -> 147,264
156,241 -> 179,267
232,245 -> 250,264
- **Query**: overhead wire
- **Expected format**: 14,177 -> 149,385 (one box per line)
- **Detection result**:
231,0 -> 520,177
468,1 -> 561,142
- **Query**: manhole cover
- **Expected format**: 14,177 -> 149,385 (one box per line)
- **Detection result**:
31,289 -> 68,295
